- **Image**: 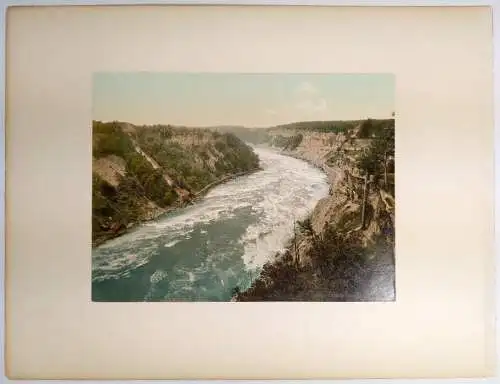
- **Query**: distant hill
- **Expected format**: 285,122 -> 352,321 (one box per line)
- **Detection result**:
203,118 -> 395,144
270,118 -> 394,135
205,126 -> 270,145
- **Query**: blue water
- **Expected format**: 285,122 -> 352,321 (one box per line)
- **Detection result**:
91,147 -> 329,301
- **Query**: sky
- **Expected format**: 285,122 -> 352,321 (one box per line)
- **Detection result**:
92,73 -> 395,127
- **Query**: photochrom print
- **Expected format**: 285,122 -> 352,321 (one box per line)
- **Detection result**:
91,73 -> 395,302
6,3 -> 496,379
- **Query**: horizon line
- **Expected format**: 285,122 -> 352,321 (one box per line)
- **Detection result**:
92,114 -> 396,129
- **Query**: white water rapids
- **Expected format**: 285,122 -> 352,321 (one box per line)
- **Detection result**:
91,146 -> 329,301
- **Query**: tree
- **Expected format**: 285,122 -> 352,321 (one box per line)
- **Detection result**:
358,119 -> 373,138
356,120 -> 394,180
297,217 -> 313,235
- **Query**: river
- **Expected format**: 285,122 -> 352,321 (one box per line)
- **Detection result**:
92,146 -> 329,301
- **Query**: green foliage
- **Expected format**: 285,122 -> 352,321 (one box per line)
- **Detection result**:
209,126 -> 271,144
124,152 -> 176,207
235,118 -> 396,301
140,140 -> 214,191
235,223 -> 394,302
113,176 -> 145,224
92,121 -> 134,158
235,251 -> 302,301
274,120 -> 360,133
357,119 -> 374,139
357,118 -> 393,139
207,119 -> 395,144
92,172 -> 116,218
92,171 -> 144,243
355,119 -> 395,180
310,227 -> 367,281
356,148 -> 379,175
138,126 -> 259,191
233,118 -> 396,302
270,135 -> 289,147
92,122 -> 178,244
215,133 -> 260,172
92,121 -> 261,245
270,118 -> 394,136
286,133 -> 303,150
297,217 -> 313,235
138,128 -> 259,191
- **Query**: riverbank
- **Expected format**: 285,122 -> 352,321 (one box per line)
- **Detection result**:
191,166 -> 263,201
280,148 -> 339,186
92,166 -> 263,249
231,149 -> 339,301
92,147 -> 330,301
233,127 -> 395,302
92,121 -> 261,248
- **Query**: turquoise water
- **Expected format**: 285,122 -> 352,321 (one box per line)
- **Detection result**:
91,147 -> 329,301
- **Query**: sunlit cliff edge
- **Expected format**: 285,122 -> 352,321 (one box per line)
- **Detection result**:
229,118 -> 396,301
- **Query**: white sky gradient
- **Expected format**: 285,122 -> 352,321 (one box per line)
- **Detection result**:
93,73 -> 395,127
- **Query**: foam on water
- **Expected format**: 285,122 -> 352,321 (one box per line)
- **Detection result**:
92,241 -> 159,282
92,147 -> 329,297
150,269 -> 168,284
164,240 -> 181,248
237,150 -> 329,269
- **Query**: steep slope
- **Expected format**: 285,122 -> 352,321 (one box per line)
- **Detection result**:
234,118 -> 395,301
92,121 -> 260,247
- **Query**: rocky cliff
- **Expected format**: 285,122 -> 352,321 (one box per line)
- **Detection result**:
234,118 -> 395,301
92,121 -> 260,247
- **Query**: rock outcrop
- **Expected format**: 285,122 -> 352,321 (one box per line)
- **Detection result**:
235,118 -> 395,301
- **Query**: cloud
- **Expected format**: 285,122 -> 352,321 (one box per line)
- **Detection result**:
261,81 -> 330,125
294,82 -> 328,115
295,81 -> 319,96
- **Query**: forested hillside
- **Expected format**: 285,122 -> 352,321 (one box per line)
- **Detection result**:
92,121 -> 260,247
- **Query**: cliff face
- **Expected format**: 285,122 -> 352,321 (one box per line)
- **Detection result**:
92,121 -> 260,247
235,118 -> 395,301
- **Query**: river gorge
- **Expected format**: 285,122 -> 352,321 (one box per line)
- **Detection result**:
92,146 -> 330,301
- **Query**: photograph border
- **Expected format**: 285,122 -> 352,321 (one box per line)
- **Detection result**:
1,0 -> 499,382
90,71 -> 397,303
